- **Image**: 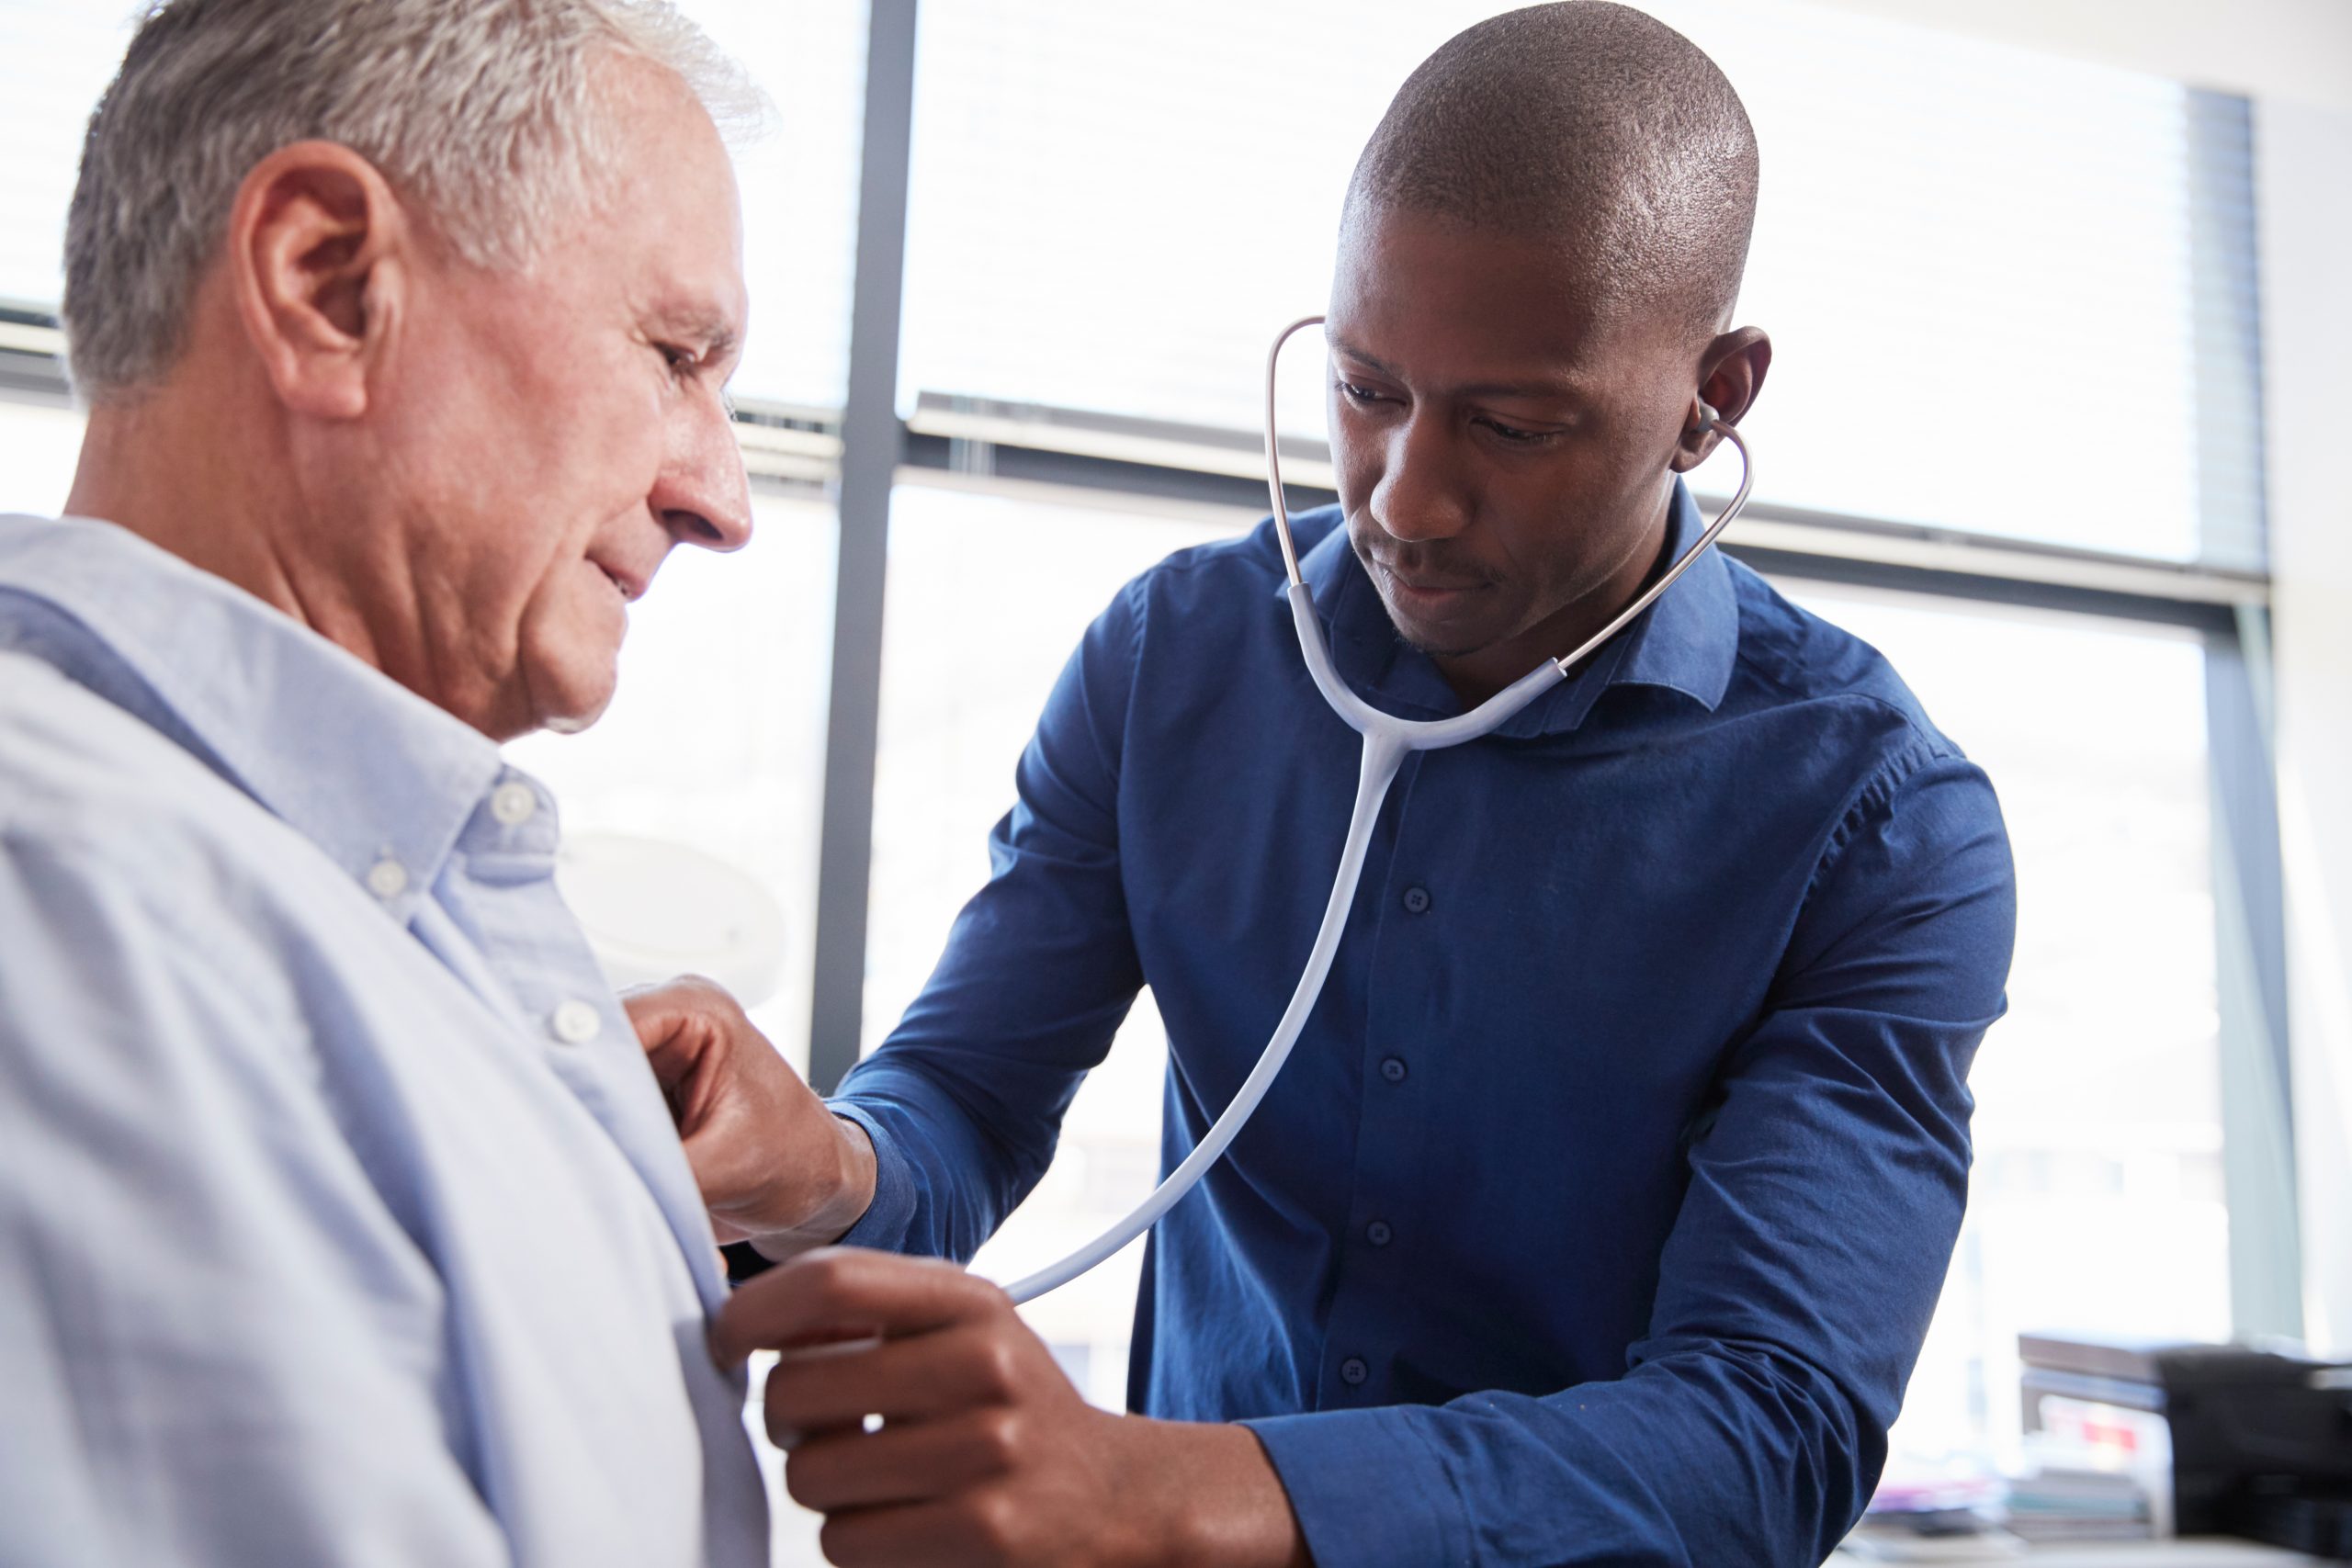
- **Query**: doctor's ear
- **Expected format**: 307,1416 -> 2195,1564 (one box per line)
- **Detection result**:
1671,326 -> 1771,472
227,140 -> 413,423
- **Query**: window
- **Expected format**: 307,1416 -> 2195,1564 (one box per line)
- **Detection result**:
680,0 -> 867,410
900,0 -> 2259,564
0,397 -> 84,518
864,481 -> 1239,1049
0,3 -> 137,310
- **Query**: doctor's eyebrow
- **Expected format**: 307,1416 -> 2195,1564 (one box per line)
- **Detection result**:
1329,335 -> 1593,405
1327,335 -> 1402,378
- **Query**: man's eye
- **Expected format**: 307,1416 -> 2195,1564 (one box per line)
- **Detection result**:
1480,416 -> 1552,445
1334,378 -> 1383,405
659,344 -> 700,378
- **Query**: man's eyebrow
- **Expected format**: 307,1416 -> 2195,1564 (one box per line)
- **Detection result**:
651,307 -> 741,365
1328,335 -> 1402,379
1329,333 -> 1590,404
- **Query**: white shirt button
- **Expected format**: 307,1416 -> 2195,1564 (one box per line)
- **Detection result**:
365,858 -> 408,900
549,998 -> 603,1045
491,782 -> 538,827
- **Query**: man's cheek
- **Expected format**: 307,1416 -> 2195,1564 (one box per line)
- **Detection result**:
536,558 -> 626,664
1322,423 -> 1370,504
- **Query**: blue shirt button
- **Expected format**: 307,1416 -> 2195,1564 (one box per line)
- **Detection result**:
1401,884 -> 1432,915
1340,1357 -> 1369,1386
1366,1219 -> 1393,1247
1380,1056 -> 1408,1084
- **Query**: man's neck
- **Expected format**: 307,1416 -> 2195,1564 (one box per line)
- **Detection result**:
72,378 -> 277,579
62,380 -> 386,672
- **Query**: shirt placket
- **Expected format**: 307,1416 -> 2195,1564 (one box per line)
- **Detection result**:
447,772 -> 730,1311
1313,750 -> 1437,1410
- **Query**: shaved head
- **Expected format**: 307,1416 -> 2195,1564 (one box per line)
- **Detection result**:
1346,2 -> 1758,339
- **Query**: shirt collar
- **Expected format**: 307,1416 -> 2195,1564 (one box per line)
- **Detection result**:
0,515 -> 503,917
1276,479 -> 1737,739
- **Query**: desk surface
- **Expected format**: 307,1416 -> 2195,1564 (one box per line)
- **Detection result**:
1838,1539 -> 2327,1566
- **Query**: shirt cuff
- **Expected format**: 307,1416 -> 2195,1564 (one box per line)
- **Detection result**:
1243,1406 -> 1468,1568
819,1102 -> 917,1253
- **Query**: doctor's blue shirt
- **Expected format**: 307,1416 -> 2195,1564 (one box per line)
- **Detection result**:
831,487 -> 2017,1568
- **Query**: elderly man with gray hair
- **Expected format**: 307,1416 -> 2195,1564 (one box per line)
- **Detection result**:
0,2 -> 772,1563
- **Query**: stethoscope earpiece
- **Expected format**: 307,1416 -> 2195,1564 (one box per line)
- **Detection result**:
1692,400 -> 1722,434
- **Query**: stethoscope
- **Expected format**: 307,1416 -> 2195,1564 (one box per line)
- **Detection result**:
1002,315 -> 1755,1303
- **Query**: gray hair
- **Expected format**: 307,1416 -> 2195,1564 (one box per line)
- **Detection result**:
62,0 -> 764,400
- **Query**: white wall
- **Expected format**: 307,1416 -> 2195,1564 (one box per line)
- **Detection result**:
1797,0 -> 2352,1353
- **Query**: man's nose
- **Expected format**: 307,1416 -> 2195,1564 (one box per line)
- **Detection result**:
654,397 -> 754,553
1367,413 -> 1470,544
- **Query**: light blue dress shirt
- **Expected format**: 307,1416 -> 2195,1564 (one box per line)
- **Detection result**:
0,515 -> 767,1566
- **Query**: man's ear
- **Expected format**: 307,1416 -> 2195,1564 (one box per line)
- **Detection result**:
226,141 -> 411,422
1671,326 -> 1771,472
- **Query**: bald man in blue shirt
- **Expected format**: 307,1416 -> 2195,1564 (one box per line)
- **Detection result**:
638,6 -> 2018,1564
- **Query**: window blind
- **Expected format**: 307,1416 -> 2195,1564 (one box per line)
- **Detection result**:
0,3 -> 137,312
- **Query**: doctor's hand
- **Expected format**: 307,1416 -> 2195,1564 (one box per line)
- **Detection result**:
717,1248 -> 1310,1568
624,976 -> 876,1255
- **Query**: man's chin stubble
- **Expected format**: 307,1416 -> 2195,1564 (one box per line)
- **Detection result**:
1376,592 -> 1499,661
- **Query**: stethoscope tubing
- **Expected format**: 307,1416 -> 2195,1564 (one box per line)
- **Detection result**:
1001,316 -> 1753,1305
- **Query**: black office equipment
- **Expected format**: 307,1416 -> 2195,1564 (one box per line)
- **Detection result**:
2019,1333 -> 2352,1559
